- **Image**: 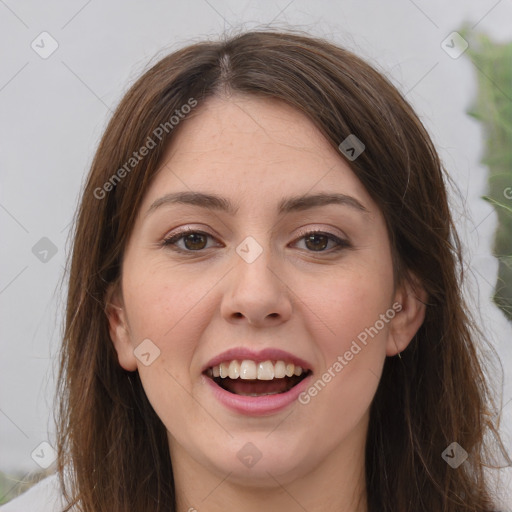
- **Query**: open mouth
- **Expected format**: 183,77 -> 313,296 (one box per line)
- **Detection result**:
204,360 -> 312,397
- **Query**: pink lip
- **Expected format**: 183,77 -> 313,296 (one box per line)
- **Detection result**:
203,372 -> 313,416
202,347 -> 312,373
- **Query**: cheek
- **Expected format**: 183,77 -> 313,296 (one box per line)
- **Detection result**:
119,265 -> 202,398
296,266 -> 392,445
298,250 -> 394,417
121,264 -> 214,429
313,259 -> 394,353
122,260 -> 212,341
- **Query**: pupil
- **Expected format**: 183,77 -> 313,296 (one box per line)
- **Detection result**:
184,233 -> 206,250
305,234 -> 328,251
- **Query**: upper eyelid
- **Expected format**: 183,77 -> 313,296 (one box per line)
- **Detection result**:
163,227 -> 345,240
164,222 -> 348,239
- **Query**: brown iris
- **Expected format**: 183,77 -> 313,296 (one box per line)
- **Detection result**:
304,233 -> 329,251
182,233 -> 208,250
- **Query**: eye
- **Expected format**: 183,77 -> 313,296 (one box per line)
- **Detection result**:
161,228 -> 350,254
161,228 -> 220,252
292,230 -> 350,253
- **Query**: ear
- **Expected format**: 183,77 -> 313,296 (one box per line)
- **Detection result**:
386,274 -> 428,357
105,282 -> 138,371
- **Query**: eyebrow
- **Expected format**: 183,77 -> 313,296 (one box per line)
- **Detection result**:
146,191 -> 369,217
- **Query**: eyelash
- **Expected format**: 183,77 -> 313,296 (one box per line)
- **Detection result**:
161,227 -> 350,254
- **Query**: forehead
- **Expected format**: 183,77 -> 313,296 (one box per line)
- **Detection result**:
165,94 -> 334,163
140,94 -> 377,216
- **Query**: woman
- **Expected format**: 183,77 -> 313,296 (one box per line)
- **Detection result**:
2,30 -> 509,512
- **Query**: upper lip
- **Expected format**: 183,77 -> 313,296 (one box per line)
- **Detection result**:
202,347 -> 313,374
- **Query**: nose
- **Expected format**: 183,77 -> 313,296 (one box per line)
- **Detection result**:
220,242 -> 293,327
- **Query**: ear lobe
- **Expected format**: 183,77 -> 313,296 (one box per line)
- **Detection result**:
386,275 -> 428,357
105,283 -> 138,371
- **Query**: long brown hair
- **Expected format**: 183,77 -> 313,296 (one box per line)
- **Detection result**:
55,29 -> 510,511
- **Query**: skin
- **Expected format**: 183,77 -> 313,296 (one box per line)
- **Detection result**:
107,94 -> 426,512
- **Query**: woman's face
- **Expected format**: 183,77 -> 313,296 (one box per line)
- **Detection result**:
108,94 -> 423,488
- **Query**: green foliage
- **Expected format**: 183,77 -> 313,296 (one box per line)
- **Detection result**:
460,25 -> 512,321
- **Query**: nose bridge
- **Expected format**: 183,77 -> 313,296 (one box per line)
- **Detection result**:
222,233 -> 292,324
234,234 -> 280,294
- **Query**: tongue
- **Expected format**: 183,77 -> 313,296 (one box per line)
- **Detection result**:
222,377 -> 293,395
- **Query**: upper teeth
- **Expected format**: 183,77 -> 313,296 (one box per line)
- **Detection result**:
207,360 -> 305,380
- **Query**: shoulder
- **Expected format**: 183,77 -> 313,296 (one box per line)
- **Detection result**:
0,473 -> 70,512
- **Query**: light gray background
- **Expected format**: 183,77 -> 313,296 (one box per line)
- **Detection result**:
1,0 -> 511,506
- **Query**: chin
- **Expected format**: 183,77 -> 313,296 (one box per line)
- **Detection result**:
205,438 -> 313,485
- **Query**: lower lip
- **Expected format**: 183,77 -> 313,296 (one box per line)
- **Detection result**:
203,373 -> 313,416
